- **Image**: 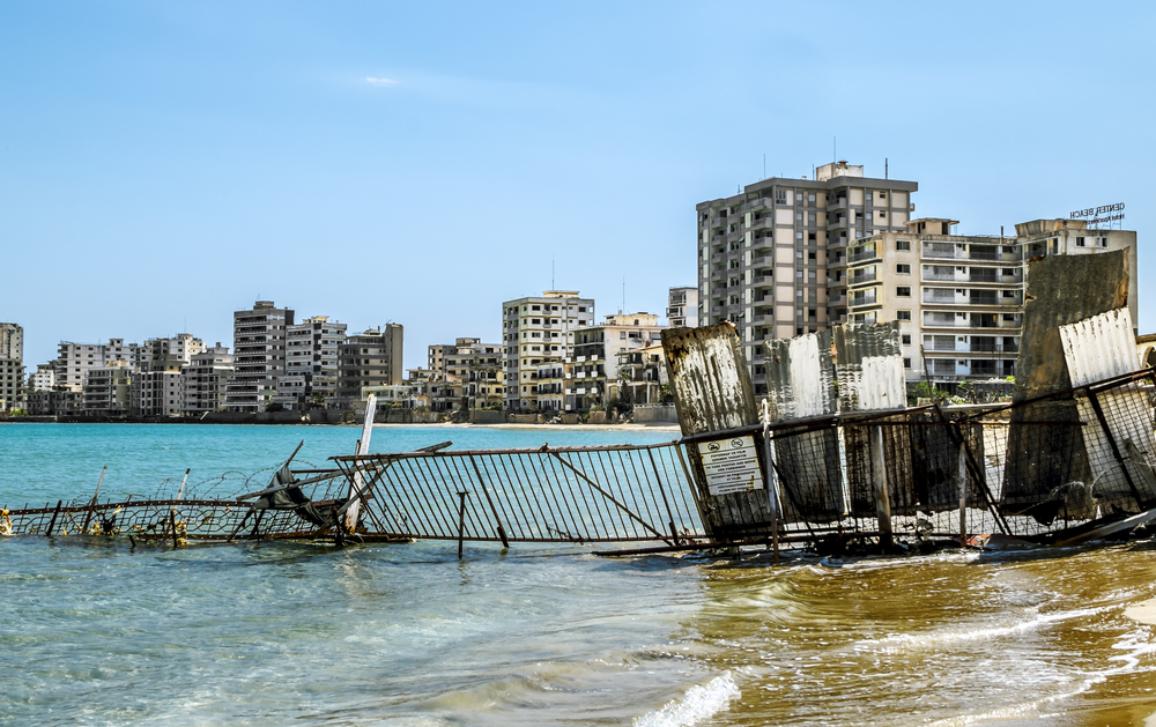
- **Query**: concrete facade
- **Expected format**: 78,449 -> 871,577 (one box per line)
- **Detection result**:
428,337 -> 505,412
845,217 -> 1139,386
667,287 -> 699,328
225,301 -> 294,412
0,322 -> 23,411
276,315 -> 347,410
697,161 -> 917,393
183,344 -> 234,415
55,338 -> 138,393
502,290 -> 595,412
338,323 -> 404,404
571,312 -> 665,412
83,361 -> 132,416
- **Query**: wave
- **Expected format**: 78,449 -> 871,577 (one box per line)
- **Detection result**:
633,672 -> 740,727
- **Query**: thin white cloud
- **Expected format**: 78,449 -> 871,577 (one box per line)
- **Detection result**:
365,76 -> 400,87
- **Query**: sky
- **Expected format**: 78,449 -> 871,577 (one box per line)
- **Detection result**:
1,1 -> 1153,370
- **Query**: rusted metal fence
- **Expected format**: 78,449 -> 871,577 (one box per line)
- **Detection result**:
3,368 -> 1153,552
332,442 -> 705,545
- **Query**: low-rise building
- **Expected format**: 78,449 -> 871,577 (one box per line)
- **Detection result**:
571,313 -> 665,412
133,370 -> 184,418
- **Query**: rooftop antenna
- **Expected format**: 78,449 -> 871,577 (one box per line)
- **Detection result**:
833,136 -> 837,163
620,277 -> 626,315
762,153 -> 766,179
885,157 -> 889,179
551,257 -> 555,290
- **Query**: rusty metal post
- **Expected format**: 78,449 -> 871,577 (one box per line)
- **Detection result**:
957,438 -> 968,546
868,426 -> 892,550
456,491 -> 468,560
45,500 -> 63,537
169,509 -> 180,549
645,449 -> 680,545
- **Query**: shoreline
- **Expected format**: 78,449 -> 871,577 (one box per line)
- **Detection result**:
371,421 -> 681,432
0,418 -> 681,433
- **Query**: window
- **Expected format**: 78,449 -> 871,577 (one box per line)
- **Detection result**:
901,334 -> 912,345
1076,236 -> 1085,247
896,286 -> 911,297
903,357 -> 911,369
896,240 -> 911,251
896,263 -> 911,274
897,310 -> 912,321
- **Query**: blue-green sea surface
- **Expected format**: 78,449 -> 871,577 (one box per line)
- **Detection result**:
3,423 -> 1156,726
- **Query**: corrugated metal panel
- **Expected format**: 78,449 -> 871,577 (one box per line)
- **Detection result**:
1060,308 -> 1137,386
765,332 -> 837,419
831,321 -> 906,412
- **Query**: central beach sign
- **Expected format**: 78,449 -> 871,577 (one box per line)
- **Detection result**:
697,435 -> 763,496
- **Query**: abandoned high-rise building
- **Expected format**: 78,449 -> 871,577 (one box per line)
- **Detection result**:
697,161 -> 918,392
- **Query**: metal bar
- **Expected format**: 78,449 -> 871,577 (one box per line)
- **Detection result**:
335,440 -> 681,462
549,451 -> 672,545
45,500 -> 62,537
467,455 -> 510,548
592,448 -> 637,539
495,453 -> 540,540
626,448 -> 666,539
538,450 -> 587,541
932,403 -> 1010,534
456,491 -> 467,560
169,509 -> 180,549
1086,388 -> 1148,509
646,449 -> 681,545
436,456 -> 488,538
576,451 -> 614,539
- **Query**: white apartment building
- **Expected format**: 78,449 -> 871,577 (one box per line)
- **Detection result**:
667,287 -> 699,328
846,217 -> 1138,386
571,312 -> 665,412
276,315 -> 347,410
183,345 -> 234,415
697,161 -> 917,393
225,301 -> 294,412
0,322 -> 23,411
502,290 -> 595,412
55,338 -> 138,392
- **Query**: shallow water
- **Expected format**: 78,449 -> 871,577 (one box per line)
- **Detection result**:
2,423 -> 1156,725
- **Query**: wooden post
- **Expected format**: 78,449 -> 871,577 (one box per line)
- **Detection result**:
344,394 -> 379,534
869,426 -> 892,550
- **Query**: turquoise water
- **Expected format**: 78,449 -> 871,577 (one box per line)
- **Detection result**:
3,423 -> 1156,725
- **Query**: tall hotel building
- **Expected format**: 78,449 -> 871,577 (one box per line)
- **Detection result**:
0,322 -> 23,411
697,161 -> 917,392
502,290 -> 594,412
224,300 -> 294,412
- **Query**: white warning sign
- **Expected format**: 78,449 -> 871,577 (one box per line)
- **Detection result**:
697,435 -> 763,496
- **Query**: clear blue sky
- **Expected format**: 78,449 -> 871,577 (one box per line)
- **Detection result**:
2,1 -> 1152,370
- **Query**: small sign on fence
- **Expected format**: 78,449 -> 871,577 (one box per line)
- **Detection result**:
697,436 -> 762,496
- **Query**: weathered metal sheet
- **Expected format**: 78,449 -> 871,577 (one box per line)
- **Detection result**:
831,321 -> 906,412
765,332 -> 837,419
1003,252 -> 1131,519
662,324 -> 758,435
662,324 -> 773,538
1060,308 -> 1137,386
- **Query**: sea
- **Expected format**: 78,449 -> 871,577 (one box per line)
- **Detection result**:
2,422 -> 1156,726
